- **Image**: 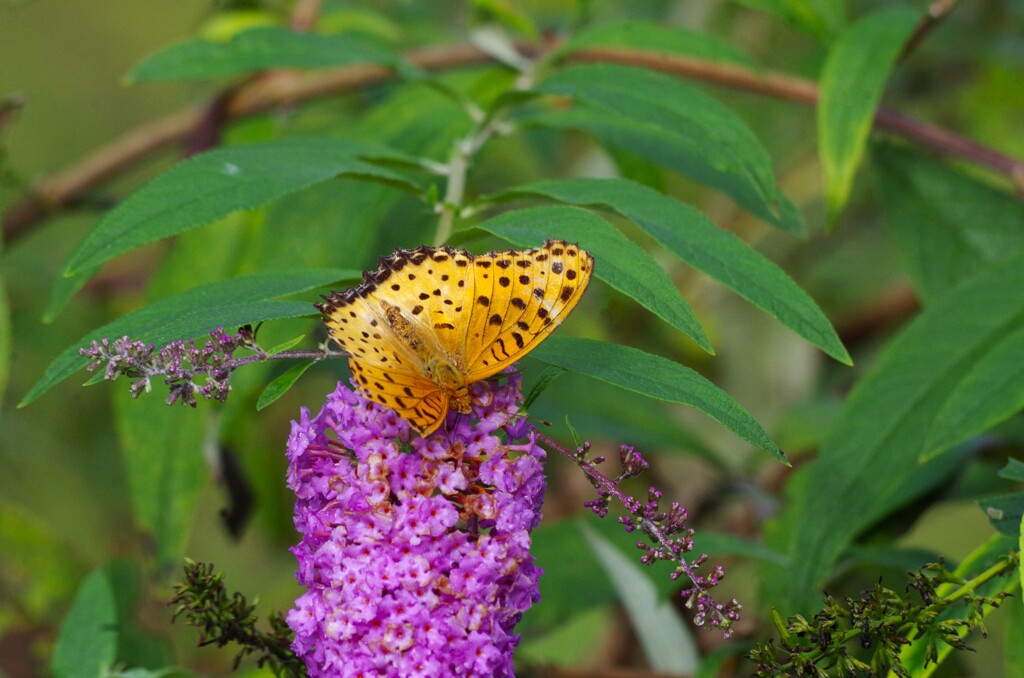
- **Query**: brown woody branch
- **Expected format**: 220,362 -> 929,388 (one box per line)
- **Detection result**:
571,46 -> 1024,182
5,39 -> 1022,243
900,0 -> 960,62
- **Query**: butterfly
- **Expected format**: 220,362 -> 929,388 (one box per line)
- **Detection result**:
317,239 -> 594,435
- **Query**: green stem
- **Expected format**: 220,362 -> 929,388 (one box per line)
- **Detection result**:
433,137 -> 471,246
432,56 -> 539,246
940,554 -> 1018,602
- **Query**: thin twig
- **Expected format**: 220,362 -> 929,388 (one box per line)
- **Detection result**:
5,38 -> 1022,242
1,44 -> 493,243
569,46 -> 1024,188
900,0 -> 960,62
535,430 -> 738,634
290,0 -> 322,32
433,41 -> 538,245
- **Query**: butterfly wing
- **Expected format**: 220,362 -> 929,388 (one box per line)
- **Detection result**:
318,240 -> 593,433
464,240 -> 593,381
347,358 -> 450,435
318,245 -> 475,435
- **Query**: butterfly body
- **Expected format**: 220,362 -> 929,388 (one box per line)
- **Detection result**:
318,240 -> 593,435
378,298 -> 472,412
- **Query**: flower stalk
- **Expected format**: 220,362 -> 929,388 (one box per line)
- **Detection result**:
537,432 -> 742,637
80,326 -> 341,406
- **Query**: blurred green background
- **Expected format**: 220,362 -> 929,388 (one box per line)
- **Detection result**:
2,1 -> 1022,676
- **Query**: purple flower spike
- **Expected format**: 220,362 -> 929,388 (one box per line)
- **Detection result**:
286,370 -> 544,677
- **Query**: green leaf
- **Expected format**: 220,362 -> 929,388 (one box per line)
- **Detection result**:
732,0 -> 845,41
558,20 -> 756,67
837,545 -> 941,574
874,143 -> 1024,301
471,0 -> 538,38
531,336 -> 784,460
477,205 -> 713,352
924,323 -> 1024,458
774,253 -> 1024,610
1000,459 -> 1024,483
257,359 -> 315,410
1007,583 -> 1024,678
522,364 -> 565,411
695,530 -> 788,566
492,179 -> 850,363
128,25 -> 407,83
265,334 -> 307,355
525,361 -> 720,464
818,8 -> 919,222
582,523 -> 698,674
62,138 -> 424,278
980,493 -> 1024,537
527,520 -> 617,632
114,390 -> 207,568
319,8 -> 402,42
529,63 -> 804,234
51,569 -> 118,678
21,269 -> 356,406
43,263 -> 100,323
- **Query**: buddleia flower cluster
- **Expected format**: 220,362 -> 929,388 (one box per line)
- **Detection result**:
285,369 -> 544,677
80,326 -> 259,406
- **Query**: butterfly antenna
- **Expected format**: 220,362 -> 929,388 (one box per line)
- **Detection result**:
447,411 -> 464,435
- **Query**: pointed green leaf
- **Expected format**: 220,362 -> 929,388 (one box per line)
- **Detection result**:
522,365 -> 565,411
114,389 -> 207,568
558,20 -> 755,67
43,263 -> 100,323
582,523 -> 698,674
695,530 -> 788,566
129,26 -> 406,83
257,359 -> 315,410
21,269 -> 357,406
492,179 -> 850,363
532,336 -> 783,459
265,334 -> 308,355
818,8 -> 919,221
980,493 -> 1024,537
874,143 -> 1024,301
530,63 -> 804,233
924,323 -> 1024,457
999,459 -> 1024,483
732,0 -> 845,41
837,545 -> 942,574
477,205 -> 713,352
524,362 -> 720,464
51,569 -> 118,678
63,138 -> 424,277
776,253 -> 1024,609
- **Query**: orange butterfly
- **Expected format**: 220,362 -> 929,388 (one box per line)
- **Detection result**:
317,239 -> 593,435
